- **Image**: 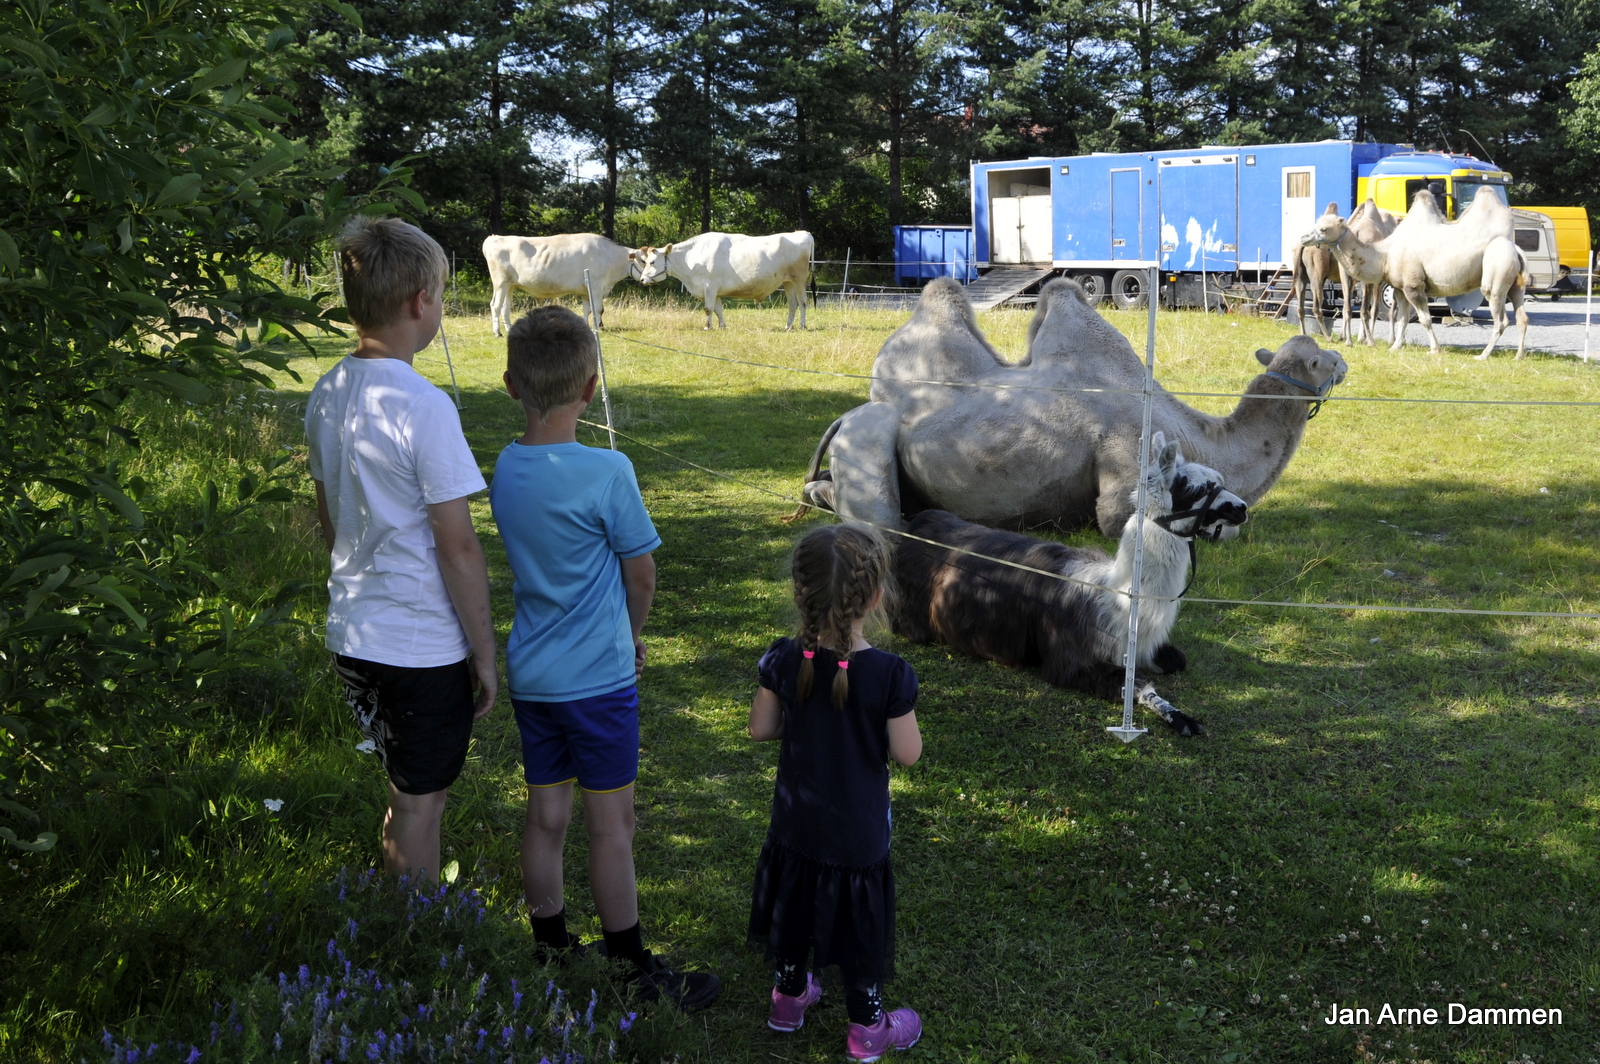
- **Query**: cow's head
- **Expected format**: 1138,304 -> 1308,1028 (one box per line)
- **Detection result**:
631,244 -> 673,285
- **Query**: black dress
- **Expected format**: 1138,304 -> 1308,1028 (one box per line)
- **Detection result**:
748,637 -> 918,983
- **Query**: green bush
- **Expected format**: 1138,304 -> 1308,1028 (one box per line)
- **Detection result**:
0,0 -> 420,845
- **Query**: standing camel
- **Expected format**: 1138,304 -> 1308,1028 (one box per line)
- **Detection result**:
1289,207 -> 1340,341
1306,191 -> 1528,359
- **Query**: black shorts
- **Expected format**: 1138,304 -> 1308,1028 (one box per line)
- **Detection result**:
333,654 -> 473,795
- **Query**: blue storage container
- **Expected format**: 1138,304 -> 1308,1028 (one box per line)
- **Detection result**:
893,226 -> 977,286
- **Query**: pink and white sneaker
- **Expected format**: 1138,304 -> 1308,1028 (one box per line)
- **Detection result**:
767,973 -> 823,1032
846,1007 -> 922,1061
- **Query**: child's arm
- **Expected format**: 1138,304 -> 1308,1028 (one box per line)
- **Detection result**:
749,686 -> 783,741
888,711 -> 922,766
427,497 -> 498,719
314,480 -> 335,551
620,552 -> 655,675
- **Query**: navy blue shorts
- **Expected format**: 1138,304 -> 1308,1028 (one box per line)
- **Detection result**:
513,685 -> 639,793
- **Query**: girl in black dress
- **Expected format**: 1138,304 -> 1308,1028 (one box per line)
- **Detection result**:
748,523 -> 924,1062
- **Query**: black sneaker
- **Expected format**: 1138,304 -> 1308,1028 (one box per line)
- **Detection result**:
631,949 -> 721,1012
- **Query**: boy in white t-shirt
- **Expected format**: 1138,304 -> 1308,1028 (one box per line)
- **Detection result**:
304,216 -> 497,883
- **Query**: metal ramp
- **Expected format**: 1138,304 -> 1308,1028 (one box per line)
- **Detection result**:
965,266 -> 1056,311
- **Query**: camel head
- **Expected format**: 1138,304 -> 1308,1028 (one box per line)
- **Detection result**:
632,244 -> 674,285
1253,335 -> 1348,415
1303,209 -> 1349,249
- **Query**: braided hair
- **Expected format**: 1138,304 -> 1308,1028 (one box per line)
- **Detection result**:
791,523 -> 891,709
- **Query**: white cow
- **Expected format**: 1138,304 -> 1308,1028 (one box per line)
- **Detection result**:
634,231 -> 814,330
482,233 -> 637,335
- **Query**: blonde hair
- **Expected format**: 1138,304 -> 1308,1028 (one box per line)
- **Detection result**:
506,306 -> 599,419
337,216 -> 447,330
791,523 -> 891,709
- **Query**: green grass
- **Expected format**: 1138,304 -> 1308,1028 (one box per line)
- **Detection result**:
5,293 -> 1600,1063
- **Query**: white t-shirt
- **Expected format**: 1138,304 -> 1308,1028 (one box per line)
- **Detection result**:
305,355 -> 488,667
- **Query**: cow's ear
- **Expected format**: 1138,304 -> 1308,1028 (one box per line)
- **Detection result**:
662,243 -> 673,254
1255,347 -> 1274,367
628,250 -> 636,260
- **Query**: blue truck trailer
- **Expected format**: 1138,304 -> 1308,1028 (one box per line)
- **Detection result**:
963,140 -> 1410,308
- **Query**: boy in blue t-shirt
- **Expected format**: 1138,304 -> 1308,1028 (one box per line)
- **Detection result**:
490,306 -> 719,1011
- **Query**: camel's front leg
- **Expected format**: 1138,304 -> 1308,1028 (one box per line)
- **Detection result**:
1362,283 -> 1379,346
1337,266 -> 1354,343
1511,287 -> 1529,360
1403,286 -> 1440,355
822,402 -> 904,531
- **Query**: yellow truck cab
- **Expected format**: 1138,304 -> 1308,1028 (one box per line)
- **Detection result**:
1357,152 -> 1568,295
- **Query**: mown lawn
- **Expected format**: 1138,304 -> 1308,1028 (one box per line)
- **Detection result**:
5,291 -> 1599,1063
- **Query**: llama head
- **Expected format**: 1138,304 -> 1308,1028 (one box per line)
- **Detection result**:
1135,432 -> 1249,542
1162,455 -> 1248,542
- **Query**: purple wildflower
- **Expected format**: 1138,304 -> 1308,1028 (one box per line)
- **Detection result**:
185,1048 -> 201,1064
366,1045 -> 380,1061
475,1029 -> 487,1051
347,917 -> 358,940
619,1011 -> 636,1033
209,1022 -> 219,1046
545,980 -> 555,998
273,1032 -> 283,1051
299,965 -> 311,986
125,1050 -> 140,1064
513,991 -> 523,1011
477,973 -> 489,1000
439,954 -> 448,969
327,939 -> 337,957
501,1025 -> 513,1046
102,1031 -> 113,1052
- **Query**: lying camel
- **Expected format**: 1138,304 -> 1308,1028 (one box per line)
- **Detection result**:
797,277 -> 1346,537
1307,189 -> 1528,359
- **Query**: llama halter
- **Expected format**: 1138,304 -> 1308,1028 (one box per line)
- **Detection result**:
1263,370 -> 1337,419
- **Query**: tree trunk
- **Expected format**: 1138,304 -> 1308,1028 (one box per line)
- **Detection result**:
701,7 -> 713,233
488,57 -> 504,234
602,4 -> 618,241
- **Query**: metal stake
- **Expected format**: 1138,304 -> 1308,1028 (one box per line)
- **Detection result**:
584,269 -> 618,450
841,248 -> 852,304
1201,244 -> 1209,314
1108,266 -> 1159,744
451,250 -> 459,315
437,319 -> 462,410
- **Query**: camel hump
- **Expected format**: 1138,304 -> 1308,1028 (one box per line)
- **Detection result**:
871,276 -> 1009,389
1025,277 -> 1140,372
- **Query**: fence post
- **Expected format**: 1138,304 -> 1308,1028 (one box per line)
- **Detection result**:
437,321 -> 462,410
841,248 -> 852,303
1108,266 -> 1160,744
585,269 -> 618,450
451,250 -> 458,315
1586,250 -> 1594,363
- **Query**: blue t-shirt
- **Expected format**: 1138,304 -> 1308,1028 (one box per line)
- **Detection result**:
490,441 -> 661,701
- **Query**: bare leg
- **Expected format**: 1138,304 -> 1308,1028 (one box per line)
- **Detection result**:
523,783 -> 575,917
582,785 -> 639,932
383,784 -> 450,883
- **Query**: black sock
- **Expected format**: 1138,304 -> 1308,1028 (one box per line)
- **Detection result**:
602,921 -> 650,972
529,909 -> 571,952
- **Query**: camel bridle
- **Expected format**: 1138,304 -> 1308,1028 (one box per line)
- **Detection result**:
1264,369 -> 1337,419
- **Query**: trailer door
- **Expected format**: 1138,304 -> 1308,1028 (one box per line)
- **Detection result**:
1280,167 -> 1315,262
1111,168 -> 1141,260
1158,155 -> 1239,272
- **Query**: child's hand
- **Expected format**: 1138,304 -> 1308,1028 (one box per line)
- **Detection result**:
470,655 -> 498,720
633,636 -> 648,676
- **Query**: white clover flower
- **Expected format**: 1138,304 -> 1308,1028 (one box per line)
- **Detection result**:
1362,914 -> 1372,924
1421,919 -> 1429,927
356,739 -> 377,754
263,798 -> 284,812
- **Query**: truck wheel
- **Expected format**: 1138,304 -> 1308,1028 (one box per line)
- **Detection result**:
1111,269 -> 1148,310
1069,272 -> 1108,304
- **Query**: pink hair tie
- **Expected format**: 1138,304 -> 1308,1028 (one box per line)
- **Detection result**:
801,650 -> 814,659
837,660 -> 850,671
